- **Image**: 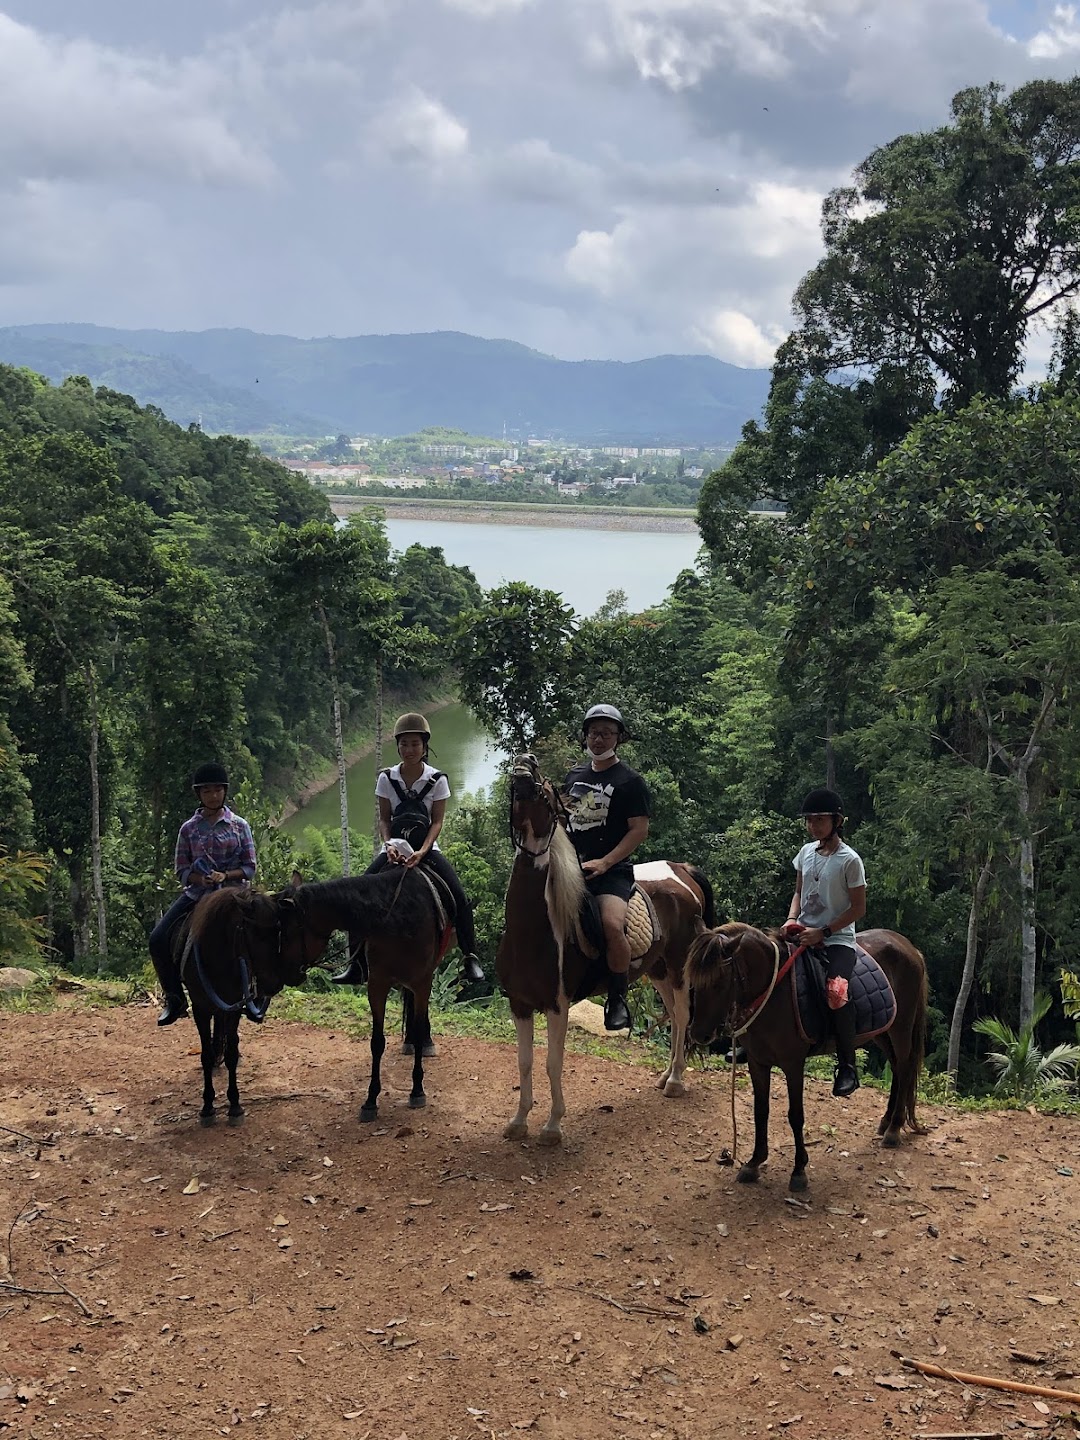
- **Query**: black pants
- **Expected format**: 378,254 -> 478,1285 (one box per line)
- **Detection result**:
366,850 -> 478,956
148,893 -> 197,989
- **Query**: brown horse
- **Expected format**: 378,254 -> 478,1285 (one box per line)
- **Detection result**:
498,753 -> 715,1145
687,923 -> 928,1191
184,867 -> 449,1125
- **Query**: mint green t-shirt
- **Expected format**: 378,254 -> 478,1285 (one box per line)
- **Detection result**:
793,840 -> 866,948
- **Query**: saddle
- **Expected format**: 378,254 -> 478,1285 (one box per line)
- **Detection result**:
792,943 -> 896,1050
578,885 -> 659,962
413,863 -> 458,962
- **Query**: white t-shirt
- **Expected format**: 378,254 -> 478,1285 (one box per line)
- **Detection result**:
375,763 -> 451,852
793,840 -> 866,948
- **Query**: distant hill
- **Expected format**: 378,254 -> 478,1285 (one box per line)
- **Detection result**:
0,324 -> 771,445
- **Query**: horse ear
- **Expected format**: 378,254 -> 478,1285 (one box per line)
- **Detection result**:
290,869 -> 303,888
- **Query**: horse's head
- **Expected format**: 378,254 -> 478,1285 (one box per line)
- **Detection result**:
686,923 -> 777,1047
274,878 -> 334,979
186,888 -> 294,1006
509,753 -> 565,857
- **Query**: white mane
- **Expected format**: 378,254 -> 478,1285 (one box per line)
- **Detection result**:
544,824 -> 586,949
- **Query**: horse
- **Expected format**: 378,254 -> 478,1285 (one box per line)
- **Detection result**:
498,753 -> 716,1145
183,866 -> 451,1125
686,923 -> 928,1192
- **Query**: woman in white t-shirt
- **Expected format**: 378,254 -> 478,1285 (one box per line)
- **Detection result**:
331,712 -> 484,987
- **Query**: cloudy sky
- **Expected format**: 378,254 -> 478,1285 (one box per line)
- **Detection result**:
0,0 -> 1077,367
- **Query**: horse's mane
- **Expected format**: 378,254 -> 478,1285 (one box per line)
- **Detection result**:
188,886 -> 268,946
686,922 -> 764,992
544,825 -> 587,949
297,869 -> 436,936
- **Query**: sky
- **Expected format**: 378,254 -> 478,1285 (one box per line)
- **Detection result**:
0,1 -> 1078,368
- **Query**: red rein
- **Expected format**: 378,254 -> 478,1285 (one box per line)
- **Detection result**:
744,943 -> 806,1016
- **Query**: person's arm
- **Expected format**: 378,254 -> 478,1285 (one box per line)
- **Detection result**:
377,796 -> 394,844
581,815 -> 649,877
175,822 -> 199,887
221,819 -> 257,884
784,871 -> 804,930
406,798 -> 446,867
799,885 -> 867,947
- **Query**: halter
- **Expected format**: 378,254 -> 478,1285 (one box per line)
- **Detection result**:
508,754 -> 569,857
725,939 -> 806,1042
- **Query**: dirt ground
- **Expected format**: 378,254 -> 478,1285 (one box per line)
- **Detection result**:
2,1006 -> 1079,1440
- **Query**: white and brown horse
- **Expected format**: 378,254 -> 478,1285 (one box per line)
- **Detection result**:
498,753 -> 715,1145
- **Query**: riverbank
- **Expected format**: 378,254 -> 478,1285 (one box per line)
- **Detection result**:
327,494 -> 701,534
278,694 -> 456,823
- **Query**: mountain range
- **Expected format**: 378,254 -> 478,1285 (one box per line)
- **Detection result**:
0,323 -> 770,445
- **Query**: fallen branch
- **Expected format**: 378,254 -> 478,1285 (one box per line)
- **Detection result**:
917,1432 -> 1003,1440
0,1276 -> 91,1317
898,1354 -> 1080,1405
0,1124 -> 56,1146
548,1283 -> 683,1319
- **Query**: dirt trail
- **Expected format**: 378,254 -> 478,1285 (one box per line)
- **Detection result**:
2,1007 -> 1078,1439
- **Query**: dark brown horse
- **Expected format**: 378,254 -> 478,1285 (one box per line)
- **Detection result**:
499,753 -> 715,1145
183,867 -> 449,1125
687,923 -> 928,1191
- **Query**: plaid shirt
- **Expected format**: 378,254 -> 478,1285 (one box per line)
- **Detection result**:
174,806 -> 257,900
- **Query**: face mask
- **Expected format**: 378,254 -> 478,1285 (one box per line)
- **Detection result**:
590,747 -> 617,762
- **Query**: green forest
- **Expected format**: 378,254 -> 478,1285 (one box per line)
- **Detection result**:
5,78 -> 1080,1099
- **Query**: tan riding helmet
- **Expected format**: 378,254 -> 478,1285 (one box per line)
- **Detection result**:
393,712 -> 431,740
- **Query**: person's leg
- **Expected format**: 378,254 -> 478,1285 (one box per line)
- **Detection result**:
427,852 -> 483,983
824,945 -> 859,1096
331,852 -> 390,983
597,893 -> 631,1031
148,894 -> 196,1025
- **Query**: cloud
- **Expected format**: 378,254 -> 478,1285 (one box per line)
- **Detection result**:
367,89 -> 470,168
0,13 -> 273,189
1028,4 -> 1080,59
692,309 -> 785,367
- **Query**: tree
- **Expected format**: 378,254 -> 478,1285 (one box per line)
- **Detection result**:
793,79 -> 1080,407
453,583 -> 577,753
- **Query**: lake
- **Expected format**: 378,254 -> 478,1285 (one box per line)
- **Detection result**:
284,516 -> 702,832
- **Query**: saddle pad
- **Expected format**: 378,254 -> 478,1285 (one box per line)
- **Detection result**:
792,944 -> 896,1050
626,886 -> 658,961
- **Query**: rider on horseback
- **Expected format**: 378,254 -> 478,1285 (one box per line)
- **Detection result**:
148,762 -> 258,1026
332,712 -> 485,987
783,788 -> 866,1097
562,704 -> 651,1032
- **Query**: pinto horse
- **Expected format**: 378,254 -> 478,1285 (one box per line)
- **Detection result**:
183,868 -> 450,1125
498,753 -> 715,1145
687,923 -> 927,1191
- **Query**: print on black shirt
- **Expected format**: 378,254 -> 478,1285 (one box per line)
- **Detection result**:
562,760 -> 651,867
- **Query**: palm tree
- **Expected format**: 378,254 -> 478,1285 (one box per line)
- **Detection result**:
972,993 -> 1080,1101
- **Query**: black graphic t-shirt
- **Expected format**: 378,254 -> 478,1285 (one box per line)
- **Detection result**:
562,760 -> 652,868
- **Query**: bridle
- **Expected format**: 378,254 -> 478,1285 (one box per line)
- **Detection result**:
508,754 -> 570,857
185,913 -> 277,1017
718,935 -> 805,1043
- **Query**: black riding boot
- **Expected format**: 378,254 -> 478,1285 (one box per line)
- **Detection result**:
832,1001 -> 860,1097
152,957 -> 188,1026
459,953 -> 485,984
331,943 -> 368,985
604,971 -> 632,1032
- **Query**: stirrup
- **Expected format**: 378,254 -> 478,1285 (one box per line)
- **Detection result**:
331,956 -> 367,985
833,1063 -> 860,1098
157,993 -> 188,1026
460,954 -> 484,984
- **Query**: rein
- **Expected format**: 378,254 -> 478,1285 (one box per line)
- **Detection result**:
724,939 -> 805,1166
187,923 -> 260,1016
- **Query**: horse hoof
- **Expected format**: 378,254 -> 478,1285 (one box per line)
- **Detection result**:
408,1094 -> 427,1109
503,1121 -> 528,1141
227,1110 -> 245,1127
537,1128 -> 563,1147
359,1106 -> 378,1123
881,1131 -> 901,1149
656,1072 -> 672,1090
789,1172 -> 808,1193
663,1080 -> 688,1099
736,1165 -> 759,1184
199,1112 -> 215,1128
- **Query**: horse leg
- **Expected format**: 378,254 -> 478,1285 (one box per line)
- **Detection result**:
654,979 -> 691,1099
503,1012 -> 535,1141
737,1057 -> 772,1184
213,1020 -> 227,1069
194,1008 -> 217,1126
783,1063 -> 810,1192
360,975 -> 390,1122
407,985 -> 432,1109
538,1001 -> 570,1146
224,1015 -> 244,1125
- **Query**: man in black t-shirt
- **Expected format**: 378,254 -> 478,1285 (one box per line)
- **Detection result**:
563,704 -> 651,1031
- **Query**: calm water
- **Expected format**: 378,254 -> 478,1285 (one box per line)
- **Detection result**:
384,517 -> 701,615
285,517 -> 702,830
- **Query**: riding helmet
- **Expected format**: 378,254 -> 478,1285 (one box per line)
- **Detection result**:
582,703 -> 627,736
191,761 -> 229,792
799,787 -> 843,816
393,712 -> 431,741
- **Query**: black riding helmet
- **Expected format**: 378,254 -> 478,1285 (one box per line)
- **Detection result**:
580,703 -> 629,748
799,787 -> 843,837
191,761 -> 229,793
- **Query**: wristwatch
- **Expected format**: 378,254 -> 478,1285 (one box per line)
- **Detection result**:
821,925 -> 833,939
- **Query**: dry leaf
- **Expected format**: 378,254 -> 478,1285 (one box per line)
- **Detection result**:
342,1410 -> 365,1420
181,1177 -> 199,1195
874,1375 -> 917,1390
1028,1293 -> 1061,1306
273,1214 -> 288,1226
480,1202 -> 513,1212
1034,1400 -> 1051,1415
409,1198 -> 433,1207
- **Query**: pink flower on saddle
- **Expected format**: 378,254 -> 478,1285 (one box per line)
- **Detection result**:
826,975 -> 849,1010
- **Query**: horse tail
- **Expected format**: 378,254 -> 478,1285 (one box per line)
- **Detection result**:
686,928 -> 729,991
686,865 -> 717,928
899,948 -> 929,1134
